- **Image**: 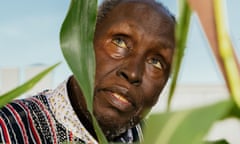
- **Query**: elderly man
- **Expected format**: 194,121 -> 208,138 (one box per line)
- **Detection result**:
0,0 -> 175,143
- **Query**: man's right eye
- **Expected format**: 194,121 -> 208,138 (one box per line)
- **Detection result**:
112,38 -> 128,49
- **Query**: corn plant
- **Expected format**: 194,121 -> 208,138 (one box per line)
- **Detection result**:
1,0 -> 239,143
59,0 -> 239,144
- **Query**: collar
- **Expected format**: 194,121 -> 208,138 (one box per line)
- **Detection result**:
46,79 -> 98,144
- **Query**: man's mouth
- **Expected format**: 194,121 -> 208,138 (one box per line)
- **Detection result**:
103,90 -> 134,112
111,92 -> 130,104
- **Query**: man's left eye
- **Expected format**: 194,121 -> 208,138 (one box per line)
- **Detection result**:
147,58 -> 163,70
112,38 -> 128,49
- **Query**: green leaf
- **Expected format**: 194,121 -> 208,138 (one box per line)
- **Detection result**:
167,0 -> 192,110
213,0 -> 240,108
0,63 -> 60,108
60,0 -> 108,143
224,101 -> 240,118
60,0 -> 97,113
143,100 -> 232,144
204,139 -> 229,144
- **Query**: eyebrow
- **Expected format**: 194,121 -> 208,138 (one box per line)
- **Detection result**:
156,37 -> 175,49
109,22 -> 136,36
109,21 -> 175,50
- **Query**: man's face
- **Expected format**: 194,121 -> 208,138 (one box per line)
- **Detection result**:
93,1 -> 175,137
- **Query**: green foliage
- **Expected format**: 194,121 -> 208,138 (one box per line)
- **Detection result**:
205,139 -> 229,144
213,0 -> 240,107
0,0 -> 239,143
60,0 -> 97,113
60,0 -> 108,143
143,100 -> 233,144
167,0 -> 192,110
0,63 -> 60,108
59,0 -> 239,144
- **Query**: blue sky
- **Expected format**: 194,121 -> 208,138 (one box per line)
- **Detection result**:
0,0 -> 239,87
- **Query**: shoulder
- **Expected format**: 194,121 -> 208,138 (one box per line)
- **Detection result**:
0,95 -> 50,143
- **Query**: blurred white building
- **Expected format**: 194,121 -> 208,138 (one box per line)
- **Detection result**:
0,64 -> 54,98
0,67 -> 20,95
152,84 -> 229,112
152,83 -> 240,144
24,64 -> 53,98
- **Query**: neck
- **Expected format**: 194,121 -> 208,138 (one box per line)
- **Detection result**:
67,76 -> 98,140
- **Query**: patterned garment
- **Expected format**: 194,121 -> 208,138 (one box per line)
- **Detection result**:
0,80 -> 143,144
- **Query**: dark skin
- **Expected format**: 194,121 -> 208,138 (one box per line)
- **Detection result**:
68,0 -> 175,141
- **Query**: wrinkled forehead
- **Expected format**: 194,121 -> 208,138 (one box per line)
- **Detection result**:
114,2 -> 174,29
114,1 -> 169,17
97,1 -> 175,48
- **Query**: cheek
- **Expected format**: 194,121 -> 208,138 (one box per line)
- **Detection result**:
94,47 -> 121,85
142,77 -> 167,107
94,43 -> 110,79
142,63 -> 171,107
94,40 -> 117,68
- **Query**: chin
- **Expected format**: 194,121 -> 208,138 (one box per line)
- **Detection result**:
93,107 -> 135,140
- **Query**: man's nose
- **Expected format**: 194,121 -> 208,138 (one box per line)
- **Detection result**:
116,58 -> 143,86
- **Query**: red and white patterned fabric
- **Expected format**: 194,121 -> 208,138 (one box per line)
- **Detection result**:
0,80 -> 143,144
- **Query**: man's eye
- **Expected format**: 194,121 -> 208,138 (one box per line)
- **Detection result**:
112,38 -> 128,49
148,58 -> 163,70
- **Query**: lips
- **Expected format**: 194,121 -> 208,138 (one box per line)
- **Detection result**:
101,88 -> 135,112
111,92 -> 130,104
